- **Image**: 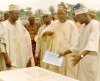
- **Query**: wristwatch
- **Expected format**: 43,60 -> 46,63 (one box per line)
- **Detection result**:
80,54 -> 84,58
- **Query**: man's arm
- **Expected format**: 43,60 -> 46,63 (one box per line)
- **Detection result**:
59,49 -> 72,57
2,52 -> 12,67
72,20 -> 100,66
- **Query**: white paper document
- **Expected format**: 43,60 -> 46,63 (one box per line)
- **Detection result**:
43,51 -> 64,66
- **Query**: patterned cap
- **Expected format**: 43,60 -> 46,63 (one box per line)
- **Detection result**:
74,3 -> 88,15
8,4 -> 20,11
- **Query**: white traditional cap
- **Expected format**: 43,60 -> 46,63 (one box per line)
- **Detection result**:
8,4 -> 20,11
57,2 -> 68,12
43,11 -> 51,15
74,3 -> 89,15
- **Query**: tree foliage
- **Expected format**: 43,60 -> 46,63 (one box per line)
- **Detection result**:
49,5 -> 55,16
34,9 -> 43,18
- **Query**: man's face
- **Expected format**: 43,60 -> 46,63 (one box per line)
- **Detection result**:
57,9 -> 67,23
76,14 -> 86,24
9,10 -> 20,21
42,14 -> 51,24
28,17 -> 35,25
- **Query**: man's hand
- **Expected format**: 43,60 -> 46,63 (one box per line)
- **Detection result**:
5,57 -> 12,68
35,53 -> 39,58
27,58 -> 32,67
59,52 -> 67,57
35,53 -> 40,66
2,52 -> 12,67
72,50 -> 90,66
72,55 -> 82,66
43,31 -> 54,36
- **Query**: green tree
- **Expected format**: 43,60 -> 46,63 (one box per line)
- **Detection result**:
34,9 -> 43,18
49,6 -> 55,16
20,9 -> 26,17
0,11 -> 3,14
96,11 -> 100,20
67,4 -> 74,19
26,7 -> 32,16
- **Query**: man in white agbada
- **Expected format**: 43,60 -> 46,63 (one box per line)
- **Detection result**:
0,4 -> 35,70
60,3 -> 100,81
39,7 -> 79,78
35,11 -> 52,67
0,16 -> 5,71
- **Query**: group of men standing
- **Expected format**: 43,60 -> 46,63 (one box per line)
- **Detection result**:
35,2 -> 100,81
0,2 -> 100,81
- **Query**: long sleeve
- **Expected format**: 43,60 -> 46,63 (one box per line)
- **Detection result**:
0,24 -> 7,53
85,21 -> 99,53
39,22 -> 55,41
36,23 -> 55,53
35,26 -> 44,53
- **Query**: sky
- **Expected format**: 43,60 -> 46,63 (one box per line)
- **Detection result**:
0,0 -> 100,12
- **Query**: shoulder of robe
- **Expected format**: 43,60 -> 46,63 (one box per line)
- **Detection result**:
49,20 -> 59,28
66,20 -> 77,29
1,20 -> 9,30
89,19 -> 100,30
0,21 -> 8,36
90,19 -> 99,25
16,21 -> 29,34
39,24 -> 45,29
38,24 -> 46,32
88,19 -> 100,34
66,20 -> 75,25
